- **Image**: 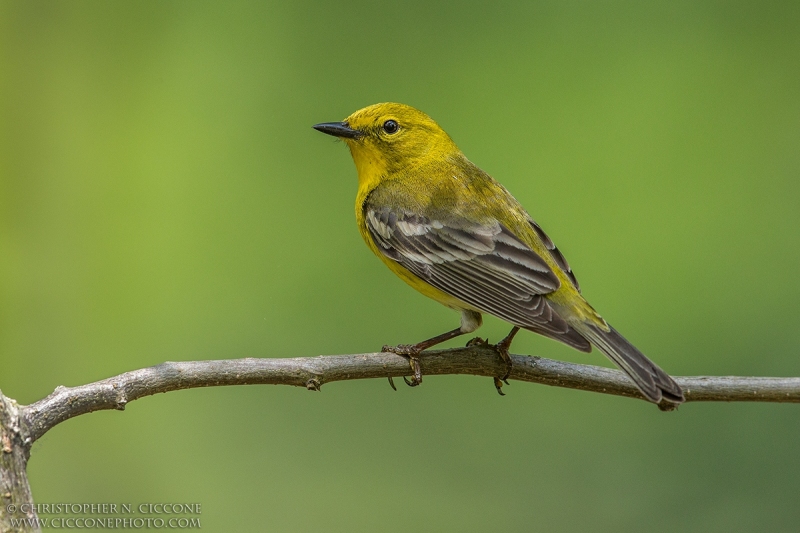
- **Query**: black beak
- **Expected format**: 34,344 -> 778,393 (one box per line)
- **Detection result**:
313,121 -> 362,139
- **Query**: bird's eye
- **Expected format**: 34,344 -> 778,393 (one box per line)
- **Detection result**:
382,120 -> 399,134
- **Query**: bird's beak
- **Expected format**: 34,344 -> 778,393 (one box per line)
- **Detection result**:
313,121 -> 362,139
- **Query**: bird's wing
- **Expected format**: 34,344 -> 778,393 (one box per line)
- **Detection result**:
365,205 -> 588,348
528,219 -> 580,292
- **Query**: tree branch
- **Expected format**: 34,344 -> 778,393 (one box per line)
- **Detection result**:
1,394 -> 40,533
20,346 -> 800,444
2,346 -> 800,532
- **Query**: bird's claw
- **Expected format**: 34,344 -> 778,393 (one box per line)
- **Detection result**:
466,336 -> 489,347
382,345 -> 423,389
465,335 -> 512,392
403,375 -> 421,387
382,344 -> 421,357
405,355 -> 423,386
495,338 -> 514,382
493,377 -> 506,396
489,334 -> 515,395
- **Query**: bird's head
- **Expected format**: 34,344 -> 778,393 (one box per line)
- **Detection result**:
314,103 -> 460,180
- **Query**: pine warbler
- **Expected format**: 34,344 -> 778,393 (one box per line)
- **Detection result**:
314,103 -> 683,405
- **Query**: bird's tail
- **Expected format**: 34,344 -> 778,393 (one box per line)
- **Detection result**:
575,323 -> 684,405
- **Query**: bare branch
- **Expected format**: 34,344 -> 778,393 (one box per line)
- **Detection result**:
2,344 -> 799,531
20,346 -> 800,443
1,394 -> 40,533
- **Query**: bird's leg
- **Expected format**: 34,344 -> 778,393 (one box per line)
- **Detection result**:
384,311 -> 482,389
491,326 -> 520,395
383,327 -> 466,388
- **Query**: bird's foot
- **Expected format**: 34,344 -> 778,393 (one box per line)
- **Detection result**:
494,340 -> 514,383
492,326 -> 520,395
382,344 -> 420,356
493,377 -> 507,396
492,343 -> 514,396
465,335 -> 513,395
382,344 -> 423,389
491,339 -> 514,395
466,336 -> 489,347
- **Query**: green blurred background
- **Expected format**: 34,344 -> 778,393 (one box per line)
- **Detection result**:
1,1 -> 799,531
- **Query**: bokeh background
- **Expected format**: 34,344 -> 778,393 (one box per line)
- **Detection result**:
2,1 -> 799,531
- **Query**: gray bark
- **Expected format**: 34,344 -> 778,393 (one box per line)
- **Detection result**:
0,393 -> 40,533
3,346 -> 800,532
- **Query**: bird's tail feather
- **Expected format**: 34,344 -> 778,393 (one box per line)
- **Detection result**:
576,323 -> 684,404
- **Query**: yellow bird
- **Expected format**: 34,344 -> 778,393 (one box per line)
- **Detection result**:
314,103 -> 683,405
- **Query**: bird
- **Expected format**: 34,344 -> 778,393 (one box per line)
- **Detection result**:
313,103 -> 684,406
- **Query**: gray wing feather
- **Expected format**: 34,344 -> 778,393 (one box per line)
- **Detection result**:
529,220 -> 580,292
365,206 -> 591,351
